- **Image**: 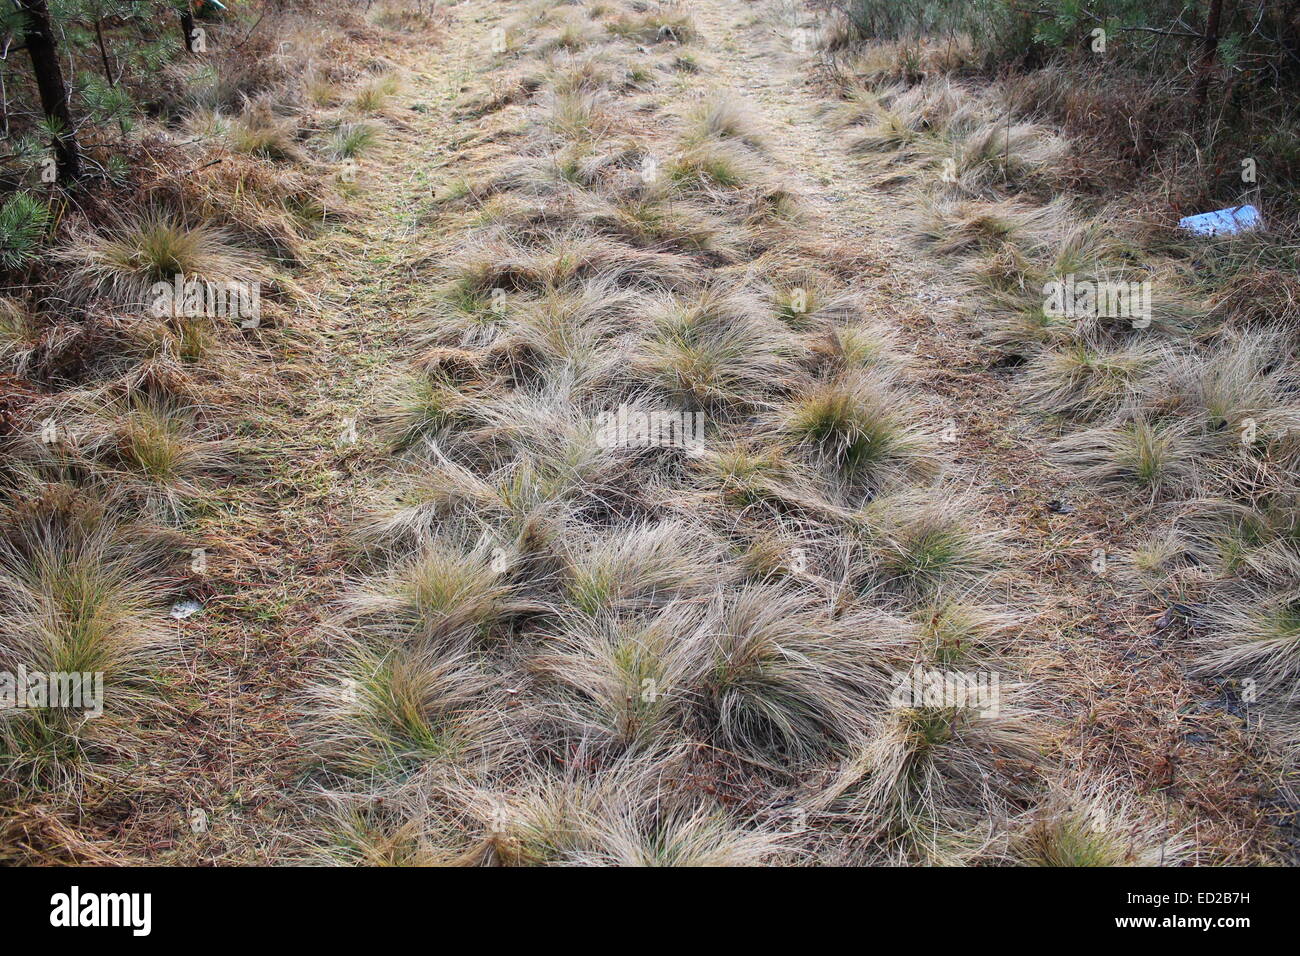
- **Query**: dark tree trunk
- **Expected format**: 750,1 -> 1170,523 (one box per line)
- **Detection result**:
94,16 -> 114,84
181,9 -> 197,53
15,0 -> 80,181
1194,0 -> 1226,108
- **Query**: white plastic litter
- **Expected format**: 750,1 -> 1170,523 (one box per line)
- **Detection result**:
1178,204 -> 1262,237
170,599 -> 202,620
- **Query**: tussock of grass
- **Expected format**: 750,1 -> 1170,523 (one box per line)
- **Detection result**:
687,586 -> 909,761
0,489 -> 174,795
636,286 -> 794,410
575,192 -> 740,261
444,231 -> 698,299
913,601 -> 1015,666
606,7 -> 696,45
0,297 -> 40,368
684,97 -> 766,152
1021,341 -> 1161,420
313,642 -> 506,781
563,522 -> 728,615
326,121 -> 379,160
779,371 -> 936,491
340,540 -> 537,648
57,211 -> 268,309
689,441 -> 816,516
822,321 -> 902,372
230,111 -> 303,162
535,20 -> 599,55
667,141 -> 760,191
1162,333 -> 1300,447
490,751 -> 786,866
857,495 -> 998,600
913,197 -> 1065,257
543,89 -> 616,144
1052,418 -> 1199,502
1014,783 -> 1191,866
547,57 -> 613,96
1179,498 -> 1300,582
770,277 -> 861,331
927,118 -> 1067,197
304,72 -> 339,109
1196,589 -> 1300,699
848,80 -> 971,158
351,74 -> 400,113
375,372 -> 473,452
828,693 -> 1043,837
110,398 -> 225,501
124,314 -> 224,368
529,608 -> 692,750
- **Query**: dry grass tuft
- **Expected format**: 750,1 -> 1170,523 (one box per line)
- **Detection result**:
57,212 -> 269,310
